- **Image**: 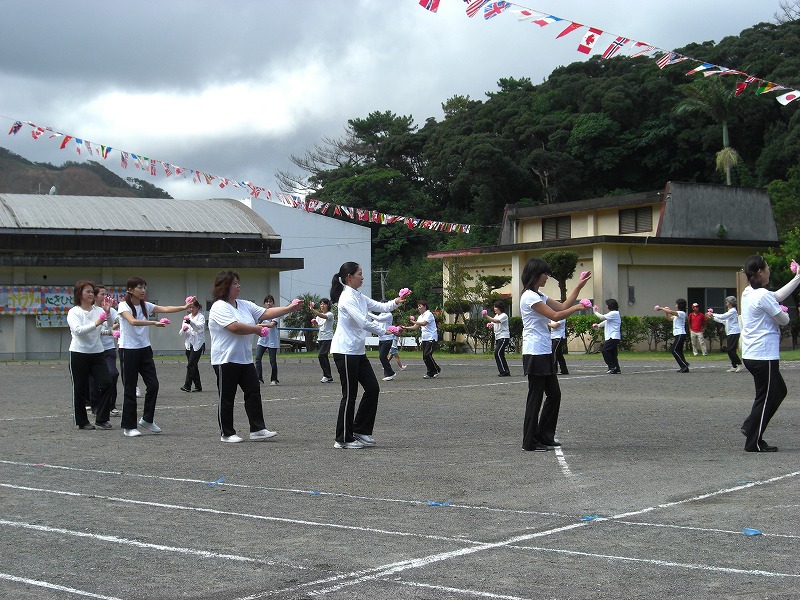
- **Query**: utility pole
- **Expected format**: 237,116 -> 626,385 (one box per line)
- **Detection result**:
374,268 -> 389,300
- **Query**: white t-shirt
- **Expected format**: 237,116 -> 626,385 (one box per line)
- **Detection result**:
741,286 -> 782,360
374,312 -> 395,341
596,310 -> 621,340
257,317 -> 280,349
493,312 -> 510,340
118,301 -> 156,349
331,286 -> 396,355
418,309 -> 438,342
520,289 -> 551,355
208,298 -> 265,365
549,319 -> 566,340
672,310 -> 687,336
67,305 -> 105,353
317,311 -> 334,341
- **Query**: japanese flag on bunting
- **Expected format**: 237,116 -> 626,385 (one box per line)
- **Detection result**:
776,90 -> 800,105
577,27 -> 602,54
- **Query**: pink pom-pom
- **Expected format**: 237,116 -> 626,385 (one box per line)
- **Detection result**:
112,330 -> 120,339
409,315 -> 416,322
386,325 -> 402,335
592,323 -> 599,329
310,301 -> 315,308
159,318 -> 170,325
181,324 -> 189,332
481,309 -> 488,316
579,298 -> 592,309
707,308 -> 714,314
185,296 -> 195,305
259,326 -> 270,337
791,260 -> 799,274
183,315 -> 191,322
580,271 -> 589,279
486,322 -> 493,328
98,311 -> 107,321
780,305 -> 789,313
654,305 -> 661,311
311,319 -> 318,327
399,287 -> 412,298
593,305 -> 599,311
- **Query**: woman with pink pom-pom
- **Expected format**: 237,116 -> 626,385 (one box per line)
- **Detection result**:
208,271 -> 303,443
117,276 -> 194,437
739,255 -> 800,452
485,300 -> 511,376
593,299 -> 622,374
67,280 -> 115,431
655,299 -> 690,373
520,258 -> 591,452
329,262 -> 406,449
179,298 -> 206,393
310,299 -> 335,383
710,296 -> 742,373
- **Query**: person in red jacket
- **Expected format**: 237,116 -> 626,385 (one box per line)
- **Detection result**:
688,302 -> 708,356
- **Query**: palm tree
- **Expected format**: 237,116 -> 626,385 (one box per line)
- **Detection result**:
673,77 -> 741,185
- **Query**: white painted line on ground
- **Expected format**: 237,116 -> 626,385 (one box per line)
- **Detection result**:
387,578 -> 533,600
0,572 -> 123,599
0,519 -> 302,568
0,483 -> 485,546
507,544 -> 800,578
553,446 -> 575,478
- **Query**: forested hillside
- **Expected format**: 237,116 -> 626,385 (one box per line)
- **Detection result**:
0,147 -> 172,198
278,18 -> 800,301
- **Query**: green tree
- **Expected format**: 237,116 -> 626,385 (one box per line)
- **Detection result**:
540,251 -> 579,301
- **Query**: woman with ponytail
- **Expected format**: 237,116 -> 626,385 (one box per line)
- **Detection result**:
330,262 -> 405,449
520,258 -> 591,452
739,255 -> 800,452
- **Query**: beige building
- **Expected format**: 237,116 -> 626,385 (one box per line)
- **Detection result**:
430,182 -> 779,324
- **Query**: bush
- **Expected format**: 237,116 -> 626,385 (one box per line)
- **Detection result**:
642,316 -> 673,351
567,314 -> 601,353
619,315 -> 647,351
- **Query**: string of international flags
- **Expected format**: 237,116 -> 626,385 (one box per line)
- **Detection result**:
4,118 -> 473,235
420,0 -> 800,105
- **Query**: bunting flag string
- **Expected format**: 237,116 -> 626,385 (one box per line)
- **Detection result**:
430,1 -> 800,105
3,116 -> 475,235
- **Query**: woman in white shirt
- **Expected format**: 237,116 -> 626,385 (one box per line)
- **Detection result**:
330,262 -> 404,449
404,300 -> 440,378
547,319 -> 568,375
657,299 -> 689,373
593,299 -> 622,374
117,276 -> 194,437
67,281 -> 114,430
485,300 -> 511,377
179,299 -> 206,392
711,296 -> 742,372
740,255 -> 800,452
310,299 -> 335,383
255,295 -> 280,385
520,258 -> 591,452
208,271 -> 302,443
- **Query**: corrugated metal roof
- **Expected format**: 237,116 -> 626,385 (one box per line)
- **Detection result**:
0,194 -> 279,238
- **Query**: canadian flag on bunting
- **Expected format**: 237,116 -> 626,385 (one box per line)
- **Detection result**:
577,27 -> 603,54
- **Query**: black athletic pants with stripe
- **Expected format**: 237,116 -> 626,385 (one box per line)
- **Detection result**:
742,359 -> 786,451
333,353 -> 379,443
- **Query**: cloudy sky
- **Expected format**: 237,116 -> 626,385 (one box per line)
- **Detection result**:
0,0 -> 788,200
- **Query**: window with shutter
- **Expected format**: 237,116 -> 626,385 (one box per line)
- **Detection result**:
543,216 -> 570,240
619,207 -> 652,234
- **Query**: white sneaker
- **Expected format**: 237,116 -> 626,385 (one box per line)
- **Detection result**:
110,408 -> 121,417
735,365 -> 745,373
221,434 -> 243,443
135,387 -> 142,397
400,365 -> 407,370
320,376 -> 334,383
334,439 -> 364,449
382,374 -> 395,381
138,418 -> 161,433
726,367 -> 736,372
352,433 -> 375,446
269,381 -> 278,386
123,428 -> 142,437
249,428 -> 277,441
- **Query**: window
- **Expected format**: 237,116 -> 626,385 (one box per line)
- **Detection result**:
619,207 -> 652,234
687,287 -> 737,313
542,216 -> 571,240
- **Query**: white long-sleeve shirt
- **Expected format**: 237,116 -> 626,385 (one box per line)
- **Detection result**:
594,309 -> 621,340
331,286 -> 396,355
179,312 -> 206,351
67,305 -> 105,353
711,308 -> 741,335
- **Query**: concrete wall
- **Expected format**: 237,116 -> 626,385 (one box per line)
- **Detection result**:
0,266 -> 280,360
